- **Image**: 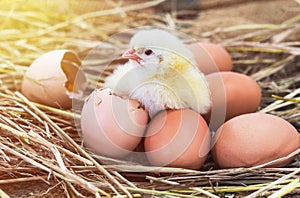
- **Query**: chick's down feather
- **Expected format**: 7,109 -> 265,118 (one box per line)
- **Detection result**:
104,29 -> 211,117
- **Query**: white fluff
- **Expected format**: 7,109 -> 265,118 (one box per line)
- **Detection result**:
104,29 -> 211,117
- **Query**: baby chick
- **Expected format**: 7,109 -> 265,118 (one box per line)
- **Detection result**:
104,29 -> 211,117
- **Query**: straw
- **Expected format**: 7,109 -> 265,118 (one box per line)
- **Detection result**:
0,0 -> 299,197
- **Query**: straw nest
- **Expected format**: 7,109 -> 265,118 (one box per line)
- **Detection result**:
0,0 -> 299,197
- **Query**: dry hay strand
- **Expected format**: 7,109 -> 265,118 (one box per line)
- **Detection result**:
0,0 -> 299,197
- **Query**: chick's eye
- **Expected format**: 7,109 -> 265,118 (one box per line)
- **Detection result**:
144,49 -> 153,56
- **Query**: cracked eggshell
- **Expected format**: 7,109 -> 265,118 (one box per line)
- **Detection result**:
21,50 -> 87,109
144,109 -> 210,170
212,113 -> 300,168
80,88 -> 149,159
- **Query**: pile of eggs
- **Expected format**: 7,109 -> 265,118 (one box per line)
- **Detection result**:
80,42 -> 299,169
21,45 -> 299,170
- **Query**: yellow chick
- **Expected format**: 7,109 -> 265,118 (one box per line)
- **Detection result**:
104,29 -> 211,117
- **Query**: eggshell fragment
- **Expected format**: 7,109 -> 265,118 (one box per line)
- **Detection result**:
144,109 -> 210,170
187,42 -> 232,74
212,113 -> 300,168
21,50 -> 87,109
204,71 -> 261,130
80,88 -> 149,158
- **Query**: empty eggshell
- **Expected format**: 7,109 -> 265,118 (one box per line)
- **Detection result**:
212,113 -> 300,168
80,88 -> 149,159
187,42 -> 232,74
204,71 -> 261,130
144,109 -> 210,170
21,50 -> 87,109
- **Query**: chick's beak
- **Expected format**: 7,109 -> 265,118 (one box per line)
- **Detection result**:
122,49 -> 142,64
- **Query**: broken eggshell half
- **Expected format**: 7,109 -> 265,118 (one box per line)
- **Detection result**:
21,50 -> 87,109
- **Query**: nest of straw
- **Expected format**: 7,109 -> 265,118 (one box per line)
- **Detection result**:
0,0 -> 299,197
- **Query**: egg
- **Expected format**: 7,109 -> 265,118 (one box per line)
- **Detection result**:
204,71 -> 261,130
21,50 -> 87,109
80,88 -> 149,158
212,113 -> 300,168
144,109 -> 210,170
187,42 -> 232,74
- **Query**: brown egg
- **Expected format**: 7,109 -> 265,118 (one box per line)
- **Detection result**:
21,50 -> 87,109
204,71 -> 261,130
212,113 -> 300,168
187,42 -> 232,74
80,88 -> 149,158
144,109 -> 210,170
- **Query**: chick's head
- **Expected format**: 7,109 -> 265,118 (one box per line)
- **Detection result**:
122,29 -> 195,70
